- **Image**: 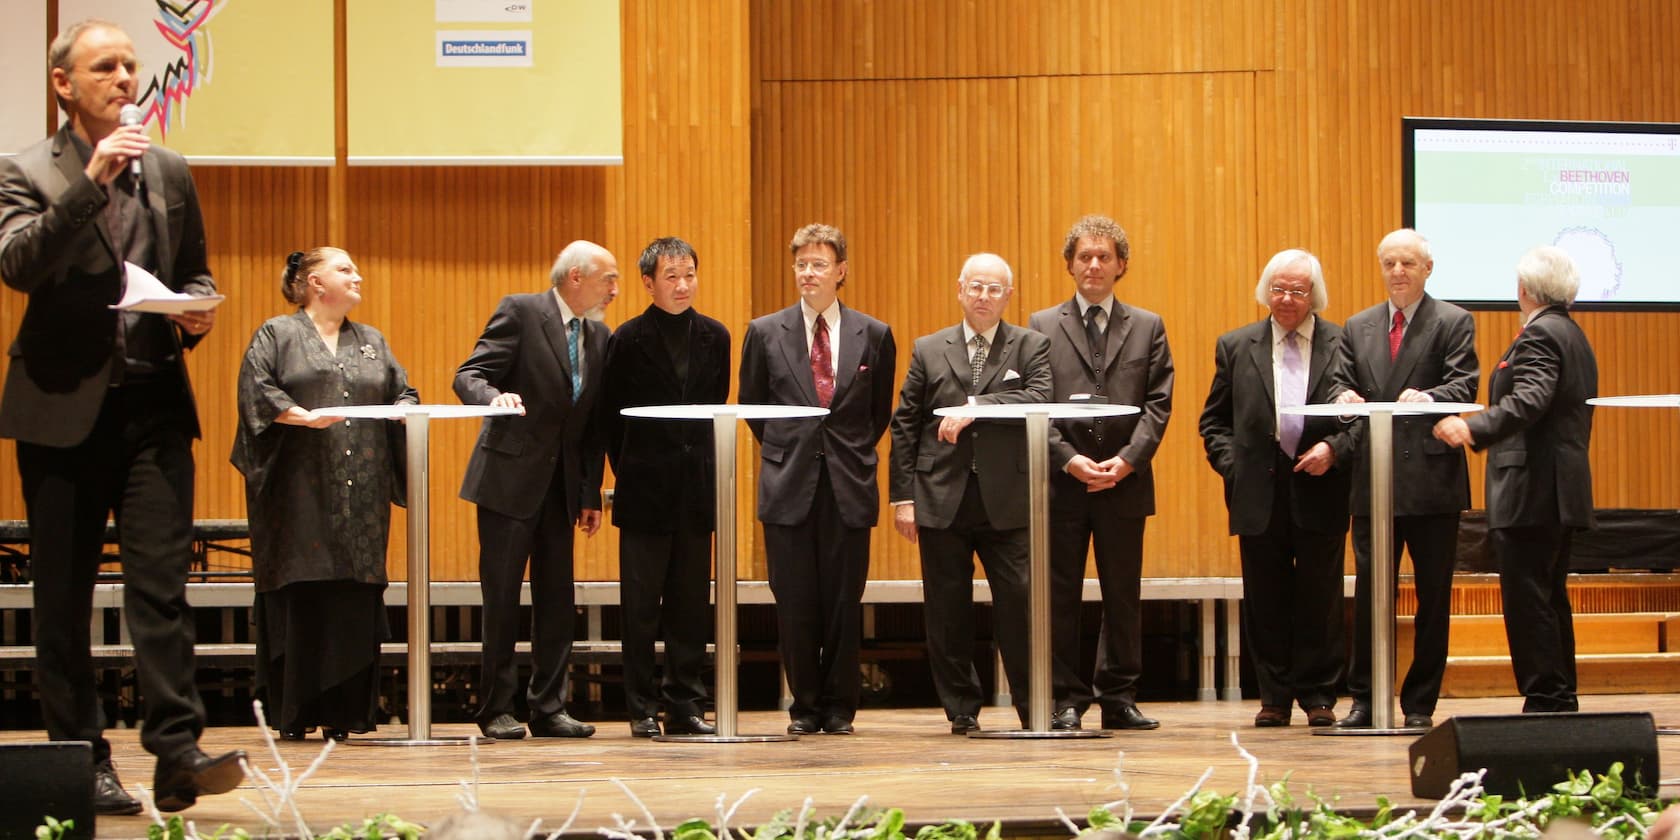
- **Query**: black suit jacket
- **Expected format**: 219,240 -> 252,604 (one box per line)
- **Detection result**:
738,303 -> 897,528
0,127 -> 213,446
888,321 -> 1053,531
1028,299 -> 1173,515
455,292 -> 608,521
1463,306 -> 1596,531
599,305 -> 731,533
1199,316 -> 1357,536
1337,293 -> 1478,516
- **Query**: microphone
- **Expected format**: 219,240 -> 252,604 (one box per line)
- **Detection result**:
118,104 -> 143,178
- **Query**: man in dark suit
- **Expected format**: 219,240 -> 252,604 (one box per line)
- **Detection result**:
455,240 -> 620,740
889,253 -> 1052,734
738,224 -> 896,736
599,237 -> 731,738
1027,215 -> 1173,732
0,19 -> 242,815
1435,245 -> 1596,714
1333,228 -> 1478,730
1199,250 -> 1356,728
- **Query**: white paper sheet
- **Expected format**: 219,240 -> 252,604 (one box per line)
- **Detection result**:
111,262 -> 225,314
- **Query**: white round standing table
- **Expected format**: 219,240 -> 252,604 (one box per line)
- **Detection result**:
619,403 -> 828,743
1283,401 -> 1483,736
325,403 -> 520,746
932,401 -> 1139,739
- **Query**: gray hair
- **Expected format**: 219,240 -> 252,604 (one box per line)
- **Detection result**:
1378,228 -> 1433,261
549,240 -> 610,287
48,19 -> 124,110
1253,248 -> 1329,313
1516,245 -> 1580,306
957,252 -> 1013,286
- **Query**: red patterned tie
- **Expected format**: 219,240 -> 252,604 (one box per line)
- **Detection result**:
1388,309 -> 1405,362
811,315 -> 834,407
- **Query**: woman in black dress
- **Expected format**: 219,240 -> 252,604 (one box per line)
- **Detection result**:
232,248 -> 418,741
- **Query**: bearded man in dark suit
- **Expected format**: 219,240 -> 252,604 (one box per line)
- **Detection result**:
739,224 -> 896,736
455,240 -> 620,741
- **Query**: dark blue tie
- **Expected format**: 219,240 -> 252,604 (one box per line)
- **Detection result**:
567,318 -> 582,395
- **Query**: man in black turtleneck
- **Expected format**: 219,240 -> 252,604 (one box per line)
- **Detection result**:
599,237 -> 731,738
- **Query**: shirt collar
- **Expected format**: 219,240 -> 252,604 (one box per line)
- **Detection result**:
962,321 -> 1001,347
801,299 -> 840,330
1387,297 -> 1422,327
1073,292 -> 1114,317
1271,316 -> 1315,345
552,288 -> 580,324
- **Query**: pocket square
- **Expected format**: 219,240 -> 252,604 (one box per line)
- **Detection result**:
858,364 -> 869,372
1003,369 -> 1020,381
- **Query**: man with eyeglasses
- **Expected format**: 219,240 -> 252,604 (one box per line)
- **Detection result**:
1198,249 -> 1356,728
0,19 -> 241,814
738,223 -> 897,736
888,253 -> 1052,734
1026,214 -> 1173,732
1331,228 -> 1478,730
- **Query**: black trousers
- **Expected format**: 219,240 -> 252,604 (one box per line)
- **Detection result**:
1346,512 -> 1459,715
474,466 -> 577,724
1048,479 -> 1146,715
763,463 -> 871,722
1494,525 -> 1578,712
916,474 -> 1030,721
619,527 -> 712,719
1237,461 -> 1347,710
18,381 -> 205,765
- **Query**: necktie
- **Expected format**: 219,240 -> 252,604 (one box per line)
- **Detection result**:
970,334 -> 988,391
1279,331 -> 1306,457
1388,309 -> 1405,362
811,315 -> 834,407
1085,304 -> 1105,363
566,318 -> 582,395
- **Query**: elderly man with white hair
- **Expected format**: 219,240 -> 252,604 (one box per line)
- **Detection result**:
888,253 -> 1052,734
1434,245 -> 1598,714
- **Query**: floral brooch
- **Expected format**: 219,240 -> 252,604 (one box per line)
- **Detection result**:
360,344 -> 377,360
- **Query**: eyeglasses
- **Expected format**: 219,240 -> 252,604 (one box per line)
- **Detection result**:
962,282 -> 1009,299
1270,286 -> 1311,300
792,260 -> 833,273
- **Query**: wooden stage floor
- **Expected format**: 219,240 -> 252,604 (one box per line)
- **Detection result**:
7,694 -> 1679,839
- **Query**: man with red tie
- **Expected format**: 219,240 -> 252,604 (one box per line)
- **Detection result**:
739,224 -> 897,736
1332,228 -> 1478,730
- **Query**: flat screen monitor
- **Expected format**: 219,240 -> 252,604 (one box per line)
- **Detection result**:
1402,117 -> 1680,310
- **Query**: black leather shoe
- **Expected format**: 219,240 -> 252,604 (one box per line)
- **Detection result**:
322,727 -> 349,742
787,716 -> 821,735
950,714 -> 981,735
1102,705 -> 1160,730
479,713 -> 528,740
662,714 -> 717,736
278,726 -> 308,741
93,762 -> 141,816
1335,706 -> 1372,728
630,717 -> 661,738
1051,707 -> 1082,731
153,748 -> 245,812
1403,713 -> 1434,729
821,715 -> 854,735
530,711 -> 596,738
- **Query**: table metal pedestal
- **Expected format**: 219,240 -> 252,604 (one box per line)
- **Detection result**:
326,404 -> 519,746
621,403 -> 829,743
1286,401 -> 1482,737
934,402 -> 1139,739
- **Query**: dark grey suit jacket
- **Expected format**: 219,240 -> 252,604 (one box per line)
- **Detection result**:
1463,306 -> 1596,530
738,303 -> 897,528
888,321 -> 1053,531
0,127 -> 213,447
1337,293 -> 1478,516
1028,299 -> 1173,516
1199,316 -> 1357,536
455,292 -> 608,522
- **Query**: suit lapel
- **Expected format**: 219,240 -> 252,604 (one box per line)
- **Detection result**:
688,314 -> 716,400
976,322 -> 1015,393
140,150 -> 171,286
1384,296 -> 1437,394
581,318 -> 608,400
773,304 -> 820,405
1246,321 -> 1276,411
942,325 -> 973,390
832,304 -> 865,401
1306,316 -> 1333,398
51,131 -> 119,268
1105,303 -> 1133,373
1055,300 -> 1096,374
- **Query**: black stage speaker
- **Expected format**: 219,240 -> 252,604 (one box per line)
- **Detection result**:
0,741 -> 95,839
1409,712 -> 1659,799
